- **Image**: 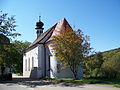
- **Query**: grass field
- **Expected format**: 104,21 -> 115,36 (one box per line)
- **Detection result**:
42,78 -> 120,88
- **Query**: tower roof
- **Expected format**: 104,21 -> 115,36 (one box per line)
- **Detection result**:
35,16 -> 44,29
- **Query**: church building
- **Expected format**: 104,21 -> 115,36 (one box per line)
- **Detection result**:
23,18 -> 83,79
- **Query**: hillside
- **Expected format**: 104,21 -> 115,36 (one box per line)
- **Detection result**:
84,47 -> 120,78
102,48 -> 120,57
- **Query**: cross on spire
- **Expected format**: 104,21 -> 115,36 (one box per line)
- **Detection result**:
39,16 -> 41,22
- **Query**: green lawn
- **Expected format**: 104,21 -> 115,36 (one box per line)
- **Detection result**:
42,78 -> 120,88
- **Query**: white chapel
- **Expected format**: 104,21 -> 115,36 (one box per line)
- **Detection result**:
23,18 -> 83,79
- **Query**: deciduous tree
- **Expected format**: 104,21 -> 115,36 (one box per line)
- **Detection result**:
0,11 -> 21,68
4,40 -> 31,73
51,27 -> 91,78
0,11 -> 21,38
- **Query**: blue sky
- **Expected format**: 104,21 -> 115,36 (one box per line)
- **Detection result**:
1,0 -> 120,52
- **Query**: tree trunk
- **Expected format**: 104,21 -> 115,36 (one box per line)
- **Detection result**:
73,72 -> 78,79
70,67 -> 78,79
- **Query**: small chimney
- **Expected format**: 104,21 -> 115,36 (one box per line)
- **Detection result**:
35,16 -> 44,38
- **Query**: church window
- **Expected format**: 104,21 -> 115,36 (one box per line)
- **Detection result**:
32,57 -> 34,69
28,58 -> 30,71
25,59 -> 27,71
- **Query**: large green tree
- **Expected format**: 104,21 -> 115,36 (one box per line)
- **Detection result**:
51,27 -> 91,78
0,12 -> 22,73
0,11 -> 21,55
4,40 -> 31,73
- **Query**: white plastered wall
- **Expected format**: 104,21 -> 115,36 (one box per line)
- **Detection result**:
49,45 -> 83,78
23,46 -> 38,77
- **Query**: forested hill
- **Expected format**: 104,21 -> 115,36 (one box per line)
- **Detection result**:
85,47 -> 120,78
102,48 -> 120,56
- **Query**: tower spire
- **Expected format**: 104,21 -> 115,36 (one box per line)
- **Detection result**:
35,16 -> 44,38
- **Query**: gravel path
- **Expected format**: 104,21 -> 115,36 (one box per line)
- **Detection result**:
35,84 -> 120,90
1,82 -> 120,90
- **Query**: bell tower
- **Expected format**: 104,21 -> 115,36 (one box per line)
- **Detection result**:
35,16 -> 44,38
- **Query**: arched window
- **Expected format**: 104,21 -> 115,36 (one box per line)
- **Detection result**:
32,57 -> 34,69
28,58 -> 30,71
25,59 -> 27,71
